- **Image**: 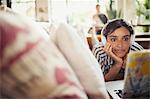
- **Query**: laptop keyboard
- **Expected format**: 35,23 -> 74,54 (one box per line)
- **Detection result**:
114,89 -> 123,98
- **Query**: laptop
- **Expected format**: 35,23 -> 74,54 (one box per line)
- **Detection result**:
106,80 -> 124,99
105,50 -> 150,99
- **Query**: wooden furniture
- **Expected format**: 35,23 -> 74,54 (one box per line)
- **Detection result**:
86,34 -> 101,50
133,24 -> 150,49
135,33 -> 150,49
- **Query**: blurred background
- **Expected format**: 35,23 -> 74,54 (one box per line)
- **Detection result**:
1,0 -> 150,49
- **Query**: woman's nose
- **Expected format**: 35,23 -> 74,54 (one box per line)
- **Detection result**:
117,40 -> 123,47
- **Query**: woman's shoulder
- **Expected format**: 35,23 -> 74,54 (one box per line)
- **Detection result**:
92,42 -> 104,51
92,42 -> 108,58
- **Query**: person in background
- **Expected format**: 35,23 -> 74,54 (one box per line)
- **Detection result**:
92,19 -> 144,81
88,13 -> 108,34
91,4 -> 108,34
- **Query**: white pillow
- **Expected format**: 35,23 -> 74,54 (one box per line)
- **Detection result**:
0,11 -> 88,99
52,23 -> 109,99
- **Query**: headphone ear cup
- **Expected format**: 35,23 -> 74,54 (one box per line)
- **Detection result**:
130,35 -> 135,45
101,35 -> 107,45
101,21 -> 109,45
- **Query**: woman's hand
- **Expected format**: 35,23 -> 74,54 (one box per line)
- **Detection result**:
103,43 -> 123,67
122,56 -> 127,69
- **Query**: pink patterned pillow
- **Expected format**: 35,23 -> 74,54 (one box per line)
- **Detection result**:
0,11 -> 88,99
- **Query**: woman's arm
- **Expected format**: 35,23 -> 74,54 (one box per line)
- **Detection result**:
103,43 -> 124,81
104,62 -> 122,81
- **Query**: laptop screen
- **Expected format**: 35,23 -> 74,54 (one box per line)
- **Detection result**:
123,50 -> 150,98
106,50 -> 150,99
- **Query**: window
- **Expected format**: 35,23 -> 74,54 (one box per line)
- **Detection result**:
11,0 -> 108,33
12,0 -> 36,20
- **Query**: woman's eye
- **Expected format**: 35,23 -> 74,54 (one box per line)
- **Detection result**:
123,37 -> 129,41
110,38 -> 116,42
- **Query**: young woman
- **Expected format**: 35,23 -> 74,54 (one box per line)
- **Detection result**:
92,19 -> 144,81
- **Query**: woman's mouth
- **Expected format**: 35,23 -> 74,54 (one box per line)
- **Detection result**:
114,49 -> 125,53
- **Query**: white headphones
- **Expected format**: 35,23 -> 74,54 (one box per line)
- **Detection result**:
101,19 -> 135,46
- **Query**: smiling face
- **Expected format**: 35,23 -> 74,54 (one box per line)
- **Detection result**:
107,27 -> 131,58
